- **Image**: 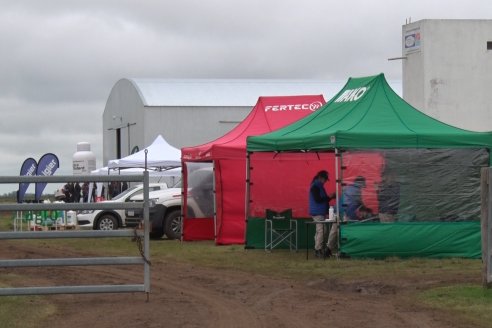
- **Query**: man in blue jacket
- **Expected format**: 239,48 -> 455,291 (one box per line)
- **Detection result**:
309,170 -> 336,258
342,176 -> 367,221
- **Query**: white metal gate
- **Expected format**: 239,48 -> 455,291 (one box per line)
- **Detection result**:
0,172 -> 151,298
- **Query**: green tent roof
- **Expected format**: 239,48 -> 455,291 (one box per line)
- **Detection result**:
247,74 -> 492,151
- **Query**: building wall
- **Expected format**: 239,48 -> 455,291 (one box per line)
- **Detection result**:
103,79 -> 147,165
103,79 -> 253,165
144,106 -> 251,150
403,19 -> 492,131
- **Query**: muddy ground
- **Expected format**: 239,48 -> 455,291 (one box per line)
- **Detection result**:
0,241 -> 480,328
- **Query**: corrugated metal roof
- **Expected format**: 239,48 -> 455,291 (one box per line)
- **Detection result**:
127,78 -> 402,107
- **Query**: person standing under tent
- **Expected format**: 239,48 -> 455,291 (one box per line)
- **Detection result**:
110,181 -> 120,198
325,176 -> 368,256
309,170 -> 336,258
67,182 -> 76,203
108,182 -> 114,199
342,176 -> 367,221
82,182 -> 89,202
74,182 -> 81,203
91,183 -> 97,202
377,169 -> 400,222
63,182 -> 72,203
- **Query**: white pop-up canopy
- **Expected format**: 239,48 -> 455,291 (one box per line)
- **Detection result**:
107,134 -> 181,170
91,166 -> 181,177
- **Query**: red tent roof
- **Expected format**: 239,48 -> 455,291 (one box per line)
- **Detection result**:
182,95 -> 326,160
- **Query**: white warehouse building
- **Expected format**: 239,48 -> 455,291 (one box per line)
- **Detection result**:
103,78 -> 402,165
102,79 -> 339,165
402,19 -> 492,131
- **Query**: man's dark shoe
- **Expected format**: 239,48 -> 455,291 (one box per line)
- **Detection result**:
314,249 -> 323,258
323,248 -> 332,258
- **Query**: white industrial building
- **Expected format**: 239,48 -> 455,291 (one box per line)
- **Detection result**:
103,79 -> 338,165
402,19 -> 492,131
103,78 -> 403,165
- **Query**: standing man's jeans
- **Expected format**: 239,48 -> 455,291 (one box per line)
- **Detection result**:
327,223 -> 339,253
313,215 -> 327,251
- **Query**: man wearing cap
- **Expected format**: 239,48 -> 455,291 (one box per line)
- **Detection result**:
309,170 -> 336,258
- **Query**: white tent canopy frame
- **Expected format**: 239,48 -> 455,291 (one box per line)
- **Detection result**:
89,167 -> 181,200
91,166 -> 181,177
107,134 -> 181,170
86,134 -> 182,201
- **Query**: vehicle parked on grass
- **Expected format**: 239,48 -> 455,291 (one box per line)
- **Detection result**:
76,183 -> 168,230
126,166 -> 214,240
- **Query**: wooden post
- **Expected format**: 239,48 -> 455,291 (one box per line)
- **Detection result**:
481,167 -> 492,288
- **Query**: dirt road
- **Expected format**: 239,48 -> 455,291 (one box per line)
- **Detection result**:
0,242 -> 476,328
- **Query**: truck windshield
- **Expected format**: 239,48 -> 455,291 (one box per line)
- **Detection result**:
111,185 -> 140,201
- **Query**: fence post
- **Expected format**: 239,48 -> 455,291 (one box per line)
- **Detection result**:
481,167 -> 492,288
143,170 -> 150,299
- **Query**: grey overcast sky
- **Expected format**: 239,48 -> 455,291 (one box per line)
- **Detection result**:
0,0 -> 491,194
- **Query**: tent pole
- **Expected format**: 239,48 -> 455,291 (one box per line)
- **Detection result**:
180,162 -> 186,242
335,148 -> 341,254
213,163 -> 217,243
244,152 -> 251,246
335,148 -> 340,218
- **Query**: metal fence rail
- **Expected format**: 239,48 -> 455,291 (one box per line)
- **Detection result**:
0,173 -> 151,298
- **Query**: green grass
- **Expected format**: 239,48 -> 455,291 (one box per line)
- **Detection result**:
0,275 -> 56,328
0,211 -> 16,231
149,240 -> 481,281
420,285 -> 492,328
0,296 -> 56,328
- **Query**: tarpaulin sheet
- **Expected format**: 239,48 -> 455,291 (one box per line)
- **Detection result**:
340,221 -> 481,259
215,159 -> 245,244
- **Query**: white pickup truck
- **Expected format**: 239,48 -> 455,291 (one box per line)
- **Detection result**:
126,166 -> 214,240
76,183 -> 168,230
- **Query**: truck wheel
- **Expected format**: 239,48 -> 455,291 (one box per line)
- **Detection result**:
165,209 -> 182,240
96,214 -> 117,230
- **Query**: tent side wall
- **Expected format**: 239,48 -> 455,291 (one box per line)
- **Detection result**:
215,159 -> 247,244
248,152 -> 337,217
180,157 -> 251,244
341,221 -> 481,259
245,148 -> 489,257
337,148 -> 487,258
181,161 -> 215,241
244,151 -> 382,250
245,152 -> 337,249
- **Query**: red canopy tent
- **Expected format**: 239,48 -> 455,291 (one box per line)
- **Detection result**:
181,95 -> 326,244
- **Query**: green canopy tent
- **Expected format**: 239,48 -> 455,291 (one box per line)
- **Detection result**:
246,73 -> 492,258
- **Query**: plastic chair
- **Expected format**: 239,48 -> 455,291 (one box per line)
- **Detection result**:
265,209 -> 297,251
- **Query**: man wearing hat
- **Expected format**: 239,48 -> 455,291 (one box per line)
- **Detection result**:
309,170 -> 336,258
